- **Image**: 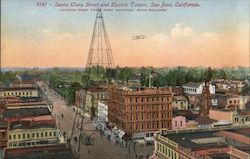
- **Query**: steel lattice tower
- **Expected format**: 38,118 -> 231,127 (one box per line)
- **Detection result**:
86,9 -> 115,70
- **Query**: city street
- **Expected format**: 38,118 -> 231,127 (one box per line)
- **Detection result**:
37,81 -> 154,159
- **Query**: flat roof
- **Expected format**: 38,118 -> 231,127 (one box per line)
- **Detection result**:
4,107 -> 51,118
165,131 -> 227,151
208,153 -> 230,159
0,87 -> 37,91
228,128 -> 250,138
0,119 -> 8,127
183,82 -> 201,88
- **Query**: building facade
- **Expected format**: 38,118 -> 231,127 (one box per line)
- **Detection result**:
0,87 -> 39,98
85,87 -> 108,117
108,85 -> 173,135
7,116 -> 62,149
172,96 -> 188,110
183,82 -> 215,95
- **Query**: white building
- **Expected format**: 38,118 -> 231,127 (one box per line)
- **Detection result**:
97,100 -> 108,122
183,82 -> 215,95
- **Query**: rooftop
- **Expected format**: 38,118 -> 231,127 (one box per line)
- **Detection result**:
172,110 -> 198,120
194,117 -> 217,125
0,87 -> 37,91
0,119 -> 8,127
173,95 -> 188,101
208,153 -> 230,159
183,82 -> 202,88
4,107 -> 51,118
228,128 -> 250,138
9,115 -> 56,130
165,131 -> 227,151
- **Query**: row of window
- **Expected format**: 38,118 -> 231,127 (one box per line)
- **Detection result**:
129,104 -> 171,111
8,140 -> 58,148
129,112 -> 172,121
9,131 -> 57,140
129,97 -> 171,103
184,88 -> 197,92
129,121 -> 171,130
3,91 -> 34,96
157,142 -> 177,159
229,100 -> 239,104
174,121 -> 183,127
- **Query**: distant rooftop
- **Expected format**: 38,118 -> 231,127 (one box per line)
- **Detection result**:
173,95 -> 188,101
183,82 -> 202,88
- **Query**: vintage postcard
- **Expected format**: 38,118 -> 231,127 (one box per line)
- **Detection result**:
1,0 -> 249,159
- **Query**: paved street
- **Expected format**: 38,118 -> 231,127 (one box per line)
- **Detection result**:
37,81 -> 154,159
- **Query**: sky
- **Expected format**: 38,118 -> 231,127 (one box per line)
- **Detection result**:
1,0 -> 249,68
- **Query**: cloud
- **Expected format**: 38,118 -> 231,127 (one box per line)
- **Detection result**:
170,23 -> 195,40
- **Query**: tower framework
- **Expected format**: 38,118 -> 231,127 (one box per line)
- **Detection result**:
86,9 -> 115,69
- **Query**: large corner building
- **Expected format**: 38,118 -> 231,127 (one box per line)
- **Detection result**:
108,85 -> 173,135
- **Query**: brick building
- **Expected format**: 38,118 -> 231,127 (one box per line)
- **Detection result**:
108,85 -> 173,135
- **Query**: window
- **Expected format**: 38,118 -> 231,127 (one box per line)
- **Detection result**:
13,134 -> 16,139
27,133 -> 30,138
136,114 -> 138,120
9,135 -> 11,140
49,132 -> 52,136
162,113 -> 164,118
147,113 -> 150,119
32,133 -> 35,138
41,132 -> 43,137
136,106 -> 138,110
161,105 -> 164,110
54,131 -> 56,136
141,123 -> 144,130
180,121 -> 183,126
130,106 -> 132,111
136,98 -> 138,103
37,132 -> 39,138
130,114 -> 132,120
141,113 -> 144,120
141,105 -> 144,110
141,98 -> 144,102
161,97 -> 164,101
18,134 -> 21,139
23,134 -> 25,139
156,122 -> 159,128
